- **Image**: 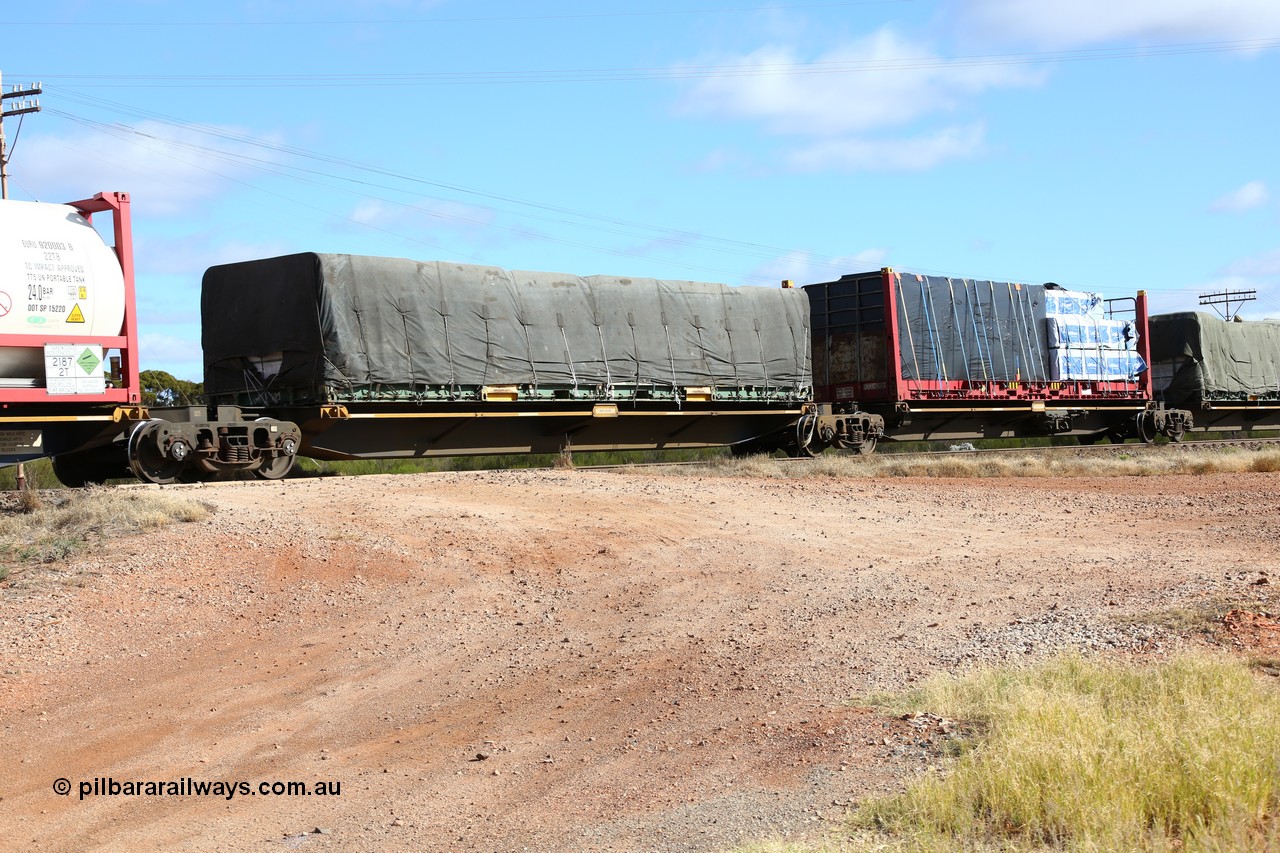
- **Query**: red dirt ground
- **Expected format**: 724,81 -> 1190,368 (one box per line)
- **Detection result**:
2,467 -> 1277,851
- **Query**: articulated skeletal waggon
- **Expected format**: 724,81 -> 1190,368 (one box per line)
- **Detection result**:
3,191 -> 1277,486
787,268 -> 1208,456
0,192 -> 300,486
198,252 -> 813,463
1,193 -> 810,484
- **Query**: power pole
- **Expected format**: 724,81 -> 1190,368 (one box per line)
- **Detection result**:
1,71 -> 42,491
0,70 -> 44,200
1199,289 -> 1257,322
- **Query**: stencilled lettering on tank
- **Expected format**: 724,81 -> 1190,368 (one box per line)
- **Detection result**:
19,234 -> 85,309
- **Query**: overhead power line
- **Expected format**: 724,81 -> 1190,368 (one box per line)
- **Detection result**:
42,106 -> 851,282
15,37 -> 1280,88
1,72 -> 44,199
1200,289 -> 1257,322
6,2 -> 915,28
42,91 -> 830,268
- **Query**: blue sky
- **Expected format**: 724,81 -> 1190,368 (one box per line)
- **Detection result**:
5,0 -> 1279,380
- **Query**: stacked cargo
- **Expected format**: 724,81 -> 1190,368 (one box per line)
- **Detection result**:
893,274 -> 1143,385
1040,289 -> 1144,382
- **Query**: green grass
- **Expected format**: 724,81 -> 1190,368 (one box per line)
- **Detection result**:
0,458 -> 58,491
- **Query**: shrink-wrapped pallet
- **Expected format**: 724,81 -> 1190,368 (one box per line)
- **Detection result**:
1038,288 -> 1143,382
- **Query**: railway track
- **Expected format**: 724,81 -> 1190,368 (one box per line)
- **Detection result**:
575,436 -> 1280,471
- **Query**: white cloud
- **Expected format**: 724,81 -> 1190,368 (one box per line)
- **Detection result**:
748,249 -> 889,286
137,332 -> 204,380
675,27 -> 1040,172
1209,181 -> 1271,214
1222,248 -> 1280,277
350,197 -> 496,236
139,332 -> 201,363
690,147 -> 753,174
18,122 -> 284,216
787,123 -> 986,172
678,29 -> 1041,138
955,0 -> 1280,48
1184,252 -> 1280,320
138,234 -> 295,277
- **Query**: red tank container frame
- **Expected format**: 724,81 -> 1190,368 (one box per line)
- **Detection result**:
0,192 -> 141,406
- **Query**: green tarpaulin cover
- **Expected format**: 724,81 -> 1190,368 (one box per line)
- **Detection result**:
203,253 -> 812,403
1150,311 -> 1280,404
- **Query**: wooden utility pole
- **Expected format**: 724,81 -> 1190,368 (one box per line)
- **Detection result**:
1199,289 -> 1257,322
0,71 -> 42,491
0,70 -> 44,200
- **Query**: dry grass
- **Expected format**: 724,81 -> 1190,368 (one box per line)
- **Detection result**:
862,652 -> 1280,850
668,447 -> 1280,480
0,487 -> 211,582
735,652 -> 1280,853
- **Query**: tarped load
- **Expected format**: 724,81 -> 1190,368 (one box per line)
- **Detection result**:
894,274 -> 1142,384
896,275 -> 1046,383
1150,311 -> 1280,404
202,253 -> 811,404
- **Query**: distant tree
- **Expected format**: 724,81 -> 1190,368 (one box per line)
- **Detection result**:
139,370 -> 204,407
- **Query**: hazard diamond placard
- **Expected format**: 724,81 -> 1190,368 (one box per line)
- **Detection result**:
44,343 -> 106,395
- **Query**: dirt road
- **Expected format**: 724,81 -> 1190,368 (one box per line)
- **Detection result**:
2,468 -> 1277,851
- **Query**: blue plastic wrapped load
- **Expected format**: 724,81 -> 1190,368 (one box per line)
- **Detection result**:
1044,317 -> 1130,348
1040,288 -> 1142,382
892,274 -> 1142,384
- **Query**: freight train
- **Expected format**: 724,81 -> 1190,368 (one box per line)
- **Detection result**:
2,192 -> 1278,486
787,270 -> 1280,456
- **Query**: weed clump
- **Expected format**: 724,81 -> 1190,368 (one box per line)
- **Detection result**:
1,488 -> 211,583
671,447 -> 1280,480
854,652 -> 1280,851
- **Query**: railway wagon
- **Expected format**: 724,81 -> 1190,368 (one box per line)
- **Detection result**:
201,253 -> 812,460
1150,311 -> 1280,434
0,193 -> 301,486
795,267 -> 1192,454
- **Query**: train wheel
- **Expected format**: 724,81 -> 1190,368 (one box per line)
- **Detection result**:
253,453 -> 297,480
252,419 -> 298,479
853,435 -> 878,456
1167,422 -> 1186,443
786,414 -> 819,458
1135,412 -> 1157,445
127,421 -> 186,485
